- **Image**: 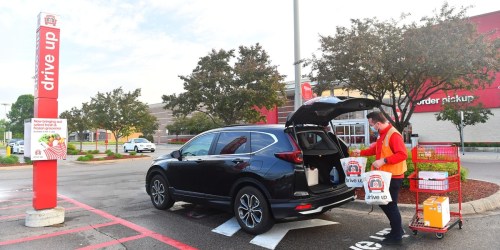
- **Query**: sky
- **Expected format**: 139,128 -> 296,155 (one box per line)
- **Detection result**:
1,0 -> 499,119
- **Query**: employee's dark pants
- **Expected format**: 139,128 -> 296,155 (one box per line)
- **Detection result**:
379,178 -> 403,239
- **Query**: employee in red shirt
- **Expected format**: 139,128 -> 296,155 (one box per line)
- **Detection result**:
353,111 -> 408,245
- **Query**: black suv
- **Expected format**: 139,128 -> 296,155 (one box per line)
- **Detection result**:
145,96 -> 380,234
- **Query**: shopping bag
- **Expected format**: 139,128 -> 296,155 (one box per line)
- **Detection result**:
340,157 -> 367,187
361,170 -> 392,205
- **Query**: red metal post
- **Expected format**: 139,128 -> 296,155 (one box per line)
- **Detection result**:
33,13 -> 60,210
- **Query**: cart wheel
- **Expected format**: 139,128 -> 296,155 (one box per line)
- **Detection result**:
412,230 -> 418,235
459,220 -> 463,229
436,233 -> 444,239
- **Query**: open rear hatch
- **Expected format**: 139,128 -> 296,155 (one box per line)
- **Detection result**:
287,96 -> 381,193
285,96 -> 381,127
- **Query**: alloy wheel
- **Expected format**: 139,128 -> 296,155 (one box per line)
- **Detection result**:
237,193 -> 263,228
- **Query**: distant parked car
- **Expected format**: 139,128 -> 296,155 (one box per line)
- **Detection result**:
123,138 -> 156,153
12,140 -> 24,154
145,96 -> 381,235
8,138 -> 22,148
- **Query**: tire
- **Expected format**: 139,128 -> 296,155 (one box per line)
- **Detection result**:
151,150 -> 155,152
149,175 -> 174,210
436,233 -> 444,239
134,146 -> 140,153
234,186 -> 274,235
124,147 -> 128,153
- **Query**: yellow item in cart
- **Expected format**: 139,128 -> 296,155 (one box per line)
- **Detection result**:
423,196 -> 450,228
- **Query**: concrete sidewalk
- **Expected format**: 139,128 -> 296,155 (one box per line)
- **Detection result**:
459,151 -> 500,163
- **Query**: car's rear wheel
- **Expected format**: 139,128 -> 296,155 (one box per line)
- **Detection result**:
134,146 -> 141,153
124,147 -> 128,153
234,186 -> 274,235
149,175 -> 174,210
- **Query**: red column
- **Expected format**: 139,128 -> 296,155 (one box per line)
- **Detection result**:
33,13 -> 60,210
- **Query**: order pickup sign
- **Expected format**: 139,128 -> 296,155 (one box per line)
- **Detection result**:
25,118 -> 67,160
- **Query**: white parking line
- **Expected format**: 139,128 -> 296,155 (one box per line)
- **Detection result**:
212,218 -> 338,249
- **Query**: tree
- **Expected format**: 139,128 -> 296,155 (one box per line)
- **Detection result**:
7,94 -> 34,137
306,3 -> 500,133
162,43 -> 286,125
87,87 -> 158,153
139,114 -> 159,142
435,101 -> 493,144
166,112 -> 221,139
0,119 -> 7,143
59,104 -> 92,152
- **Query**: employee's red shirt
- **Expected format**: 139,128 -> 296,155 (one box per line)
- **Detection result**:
360,124 -> 408,178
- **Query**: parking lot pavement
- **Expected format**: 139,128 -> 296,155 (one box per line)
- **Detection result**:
0,190 -> 197,249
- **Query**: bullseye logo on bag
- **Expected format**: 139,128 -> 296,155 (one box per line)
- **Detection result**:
340,157 -> 366,188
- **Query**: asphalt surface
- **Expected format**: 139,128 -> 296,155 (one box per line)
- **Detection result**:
0,144 -> 499,249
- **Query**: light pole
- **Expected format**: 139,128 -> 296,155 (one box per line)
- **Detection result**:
1,103 -> 9,145
293,0 -> 302,111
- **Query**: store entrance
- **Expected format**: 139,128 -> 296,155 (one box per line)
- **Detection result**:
331,120 -> 371,146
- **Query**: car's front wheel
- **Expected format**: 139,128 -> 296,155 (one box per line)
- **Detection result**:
234,186 -> 274,235
135,146 -> 141,153
124,147 -> 128,153
149,175 -> 174,210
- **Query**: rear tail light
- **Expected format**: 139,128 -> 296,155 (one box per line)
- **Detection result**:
275,150 -> 303,164
274,134 -> 304,164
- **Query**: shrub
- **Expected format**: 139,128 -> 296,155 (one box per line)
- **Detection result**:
105,149 -> 113,155
67,149 -> 80,155
0,155 -> 19,164
106,151 -> 115,157
24,157 -> 32,164
114,153 -> 123,159
85,154 -> 94,159
129,151 -> 137,156
77,155 -> 91,161
67,144 -> 77,151
91,150 -> 100,154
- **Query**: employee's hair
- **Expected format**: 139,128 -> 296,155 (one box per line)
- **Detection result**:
366,111 -> 387,123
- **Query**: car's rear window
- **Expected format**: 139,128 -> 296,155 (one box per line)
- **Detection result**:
250,132 -> 276,152
214,132 -> 250,155
296,131 -> 339,153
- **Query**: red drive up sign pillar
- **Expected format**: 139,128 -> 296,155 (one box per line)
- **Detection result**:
33,13 -> 60,210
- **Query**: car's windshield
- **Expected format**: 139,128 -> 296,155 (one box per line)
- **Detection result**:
135,138 -> 149,143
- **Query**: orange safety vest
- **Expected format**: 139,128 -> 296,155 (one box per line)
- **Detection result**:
379,127 -> 407,176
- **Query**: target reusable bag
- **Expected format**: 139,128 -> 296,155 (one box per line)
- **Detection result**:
361,170 -> 392,205
340,157 -> 367,188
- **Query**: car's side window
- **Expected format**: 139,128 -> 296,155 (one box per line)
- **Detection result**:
214,132 -> 250,155
181,133 -> 216,157
250,132 -> 276,152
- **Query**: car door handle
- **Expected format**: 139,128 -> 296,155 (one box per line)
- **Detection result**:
232,159 -> 244,164
195,159 -> 203,163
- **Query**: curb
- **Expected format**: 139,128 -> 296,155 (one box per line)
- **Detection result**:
73,156 -> 151,165
345,189 -> 500,215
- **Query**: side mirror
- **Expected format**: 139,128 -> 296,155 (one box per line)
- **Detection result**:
171,150 -> 181,159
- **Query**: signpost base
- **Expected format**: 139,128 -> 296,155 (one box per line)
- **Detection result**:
25,206 -> 65,227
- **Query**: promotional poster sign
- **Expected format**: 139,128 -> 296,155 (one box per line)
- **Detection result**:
28,118 -> 67,160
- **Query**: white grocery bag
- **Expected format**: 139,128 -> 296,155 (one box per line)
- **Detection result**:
361,170 -> 392,205
340,157 -> 367,187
